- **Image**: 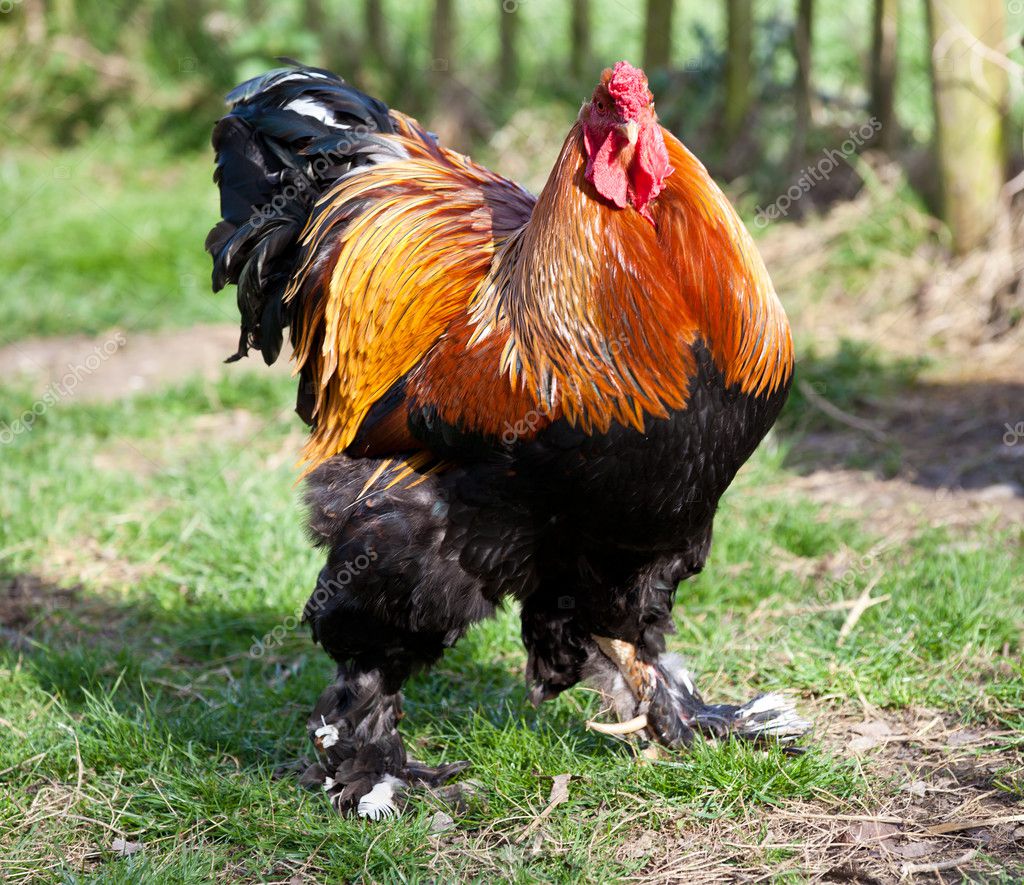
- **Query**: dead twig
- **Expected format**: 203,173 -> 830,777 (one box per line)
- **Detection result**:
925,813 -> 1024,835
516,774 -> 571,844
797,379 -> 891,444
900,848 -> 978,878
0,752 -> 47,779
57,724 -> 85,812
837,575 -> 886,646
758,594 -> 891,619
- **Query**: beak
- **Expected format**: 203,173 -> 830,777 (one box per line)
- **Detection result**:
617,120 -> 639,147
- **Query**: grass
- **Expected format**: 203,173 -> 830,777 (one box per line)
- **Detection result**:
0,364 -> 1021,880
0,143 -> 226,345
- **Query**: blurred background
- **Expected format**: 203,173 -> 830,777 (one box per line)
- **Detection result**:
0,1 -> 1022,346
1,5 -> 1023,879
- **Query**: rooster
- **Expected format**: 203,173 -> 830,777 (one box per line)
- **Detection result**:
207,61 -> 808,819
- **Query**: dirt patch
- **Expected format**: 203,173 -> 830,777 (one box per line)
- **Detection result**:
0,574 -> 78,635
40,536 -> 157,592
0,573 -> 124,652
776,370 -> 1024,535
789,375 -> 1024,490
617,706 -> 1024,883
0,324 -> 292,403
769,468 -> 1024,541
91,407 -> 270,476
0,571 -> 139,654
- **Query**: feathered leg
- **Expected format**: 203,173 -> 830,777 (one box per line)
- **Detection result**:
299,553 -> 491,818
300,456 -> 499,818
302,662 -> 470,818
522,552 -> 809,749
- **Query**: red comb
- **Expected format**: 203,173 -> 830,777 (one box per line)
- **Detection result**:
606,61 -> 651,120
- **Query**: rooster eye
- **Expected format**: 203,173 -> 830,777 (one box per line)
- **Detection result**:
594,98 -> 606,112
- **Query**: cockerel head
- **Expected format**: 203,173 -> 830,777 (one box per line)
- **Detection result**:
580,61 -> 674,223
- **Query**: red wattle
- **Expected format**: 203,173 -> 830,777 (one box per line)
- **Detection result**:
584,126 -> 629,209
630,124 -> 674,215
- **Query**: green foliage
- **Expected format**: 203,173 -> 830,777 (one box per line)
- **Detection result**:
0,0 -> 969,155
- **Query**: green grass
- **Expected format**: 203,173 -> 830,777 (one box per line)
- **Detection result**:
0,365 -> 1021,881
0,143 -> 228,344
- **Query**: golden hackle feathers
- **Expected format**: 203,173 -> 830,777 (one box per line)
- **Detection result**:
286,122 -> 534,470
288,112 -> 791,473
656,131 -> 793,399
469,124 -> 792,438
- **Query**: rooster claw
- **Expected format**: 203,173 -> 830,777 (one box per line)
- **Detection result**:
591,637 -> 811,749
403,758 -> 471,787
586,713 -> 649,736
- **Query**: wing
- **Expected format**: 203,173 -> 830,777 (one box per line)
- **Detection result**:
286,113 -> 538,467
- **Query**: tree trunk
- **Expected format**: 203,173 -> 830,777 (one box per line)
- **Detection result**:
643,0 -> 674,72
927,0 -> 1008,254
365,0 -> 388,66
869,0 -> 898,150
428,0 -> 456,120
22,0 -> 49,43
303,0 -> 324,32
723,0 -> 753,140
790,0 -> 813,169
570,0 -> 592,83
498,0 -> 519,92
432,0 -> 455,93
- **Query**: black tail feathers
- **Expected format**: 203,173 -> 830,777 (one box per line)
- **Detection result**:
206,62 -> 401,366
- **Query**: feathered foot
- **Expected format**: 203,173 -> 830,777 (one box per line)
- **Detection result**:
303,668 -> 470,819
586,637 -> 810,749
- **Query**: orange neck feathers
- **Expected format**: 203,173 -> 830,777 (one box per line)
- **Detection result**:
470,123 -> 793,435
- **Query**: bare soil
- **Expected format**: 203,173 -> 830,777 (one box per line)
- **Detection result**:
0,324 -> 291,403
778,371 -> 1024,536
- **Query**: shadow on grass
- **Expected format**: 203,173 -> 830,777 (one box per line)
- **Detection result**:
779,340 -> 1024,494
0,570 -> 610,776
